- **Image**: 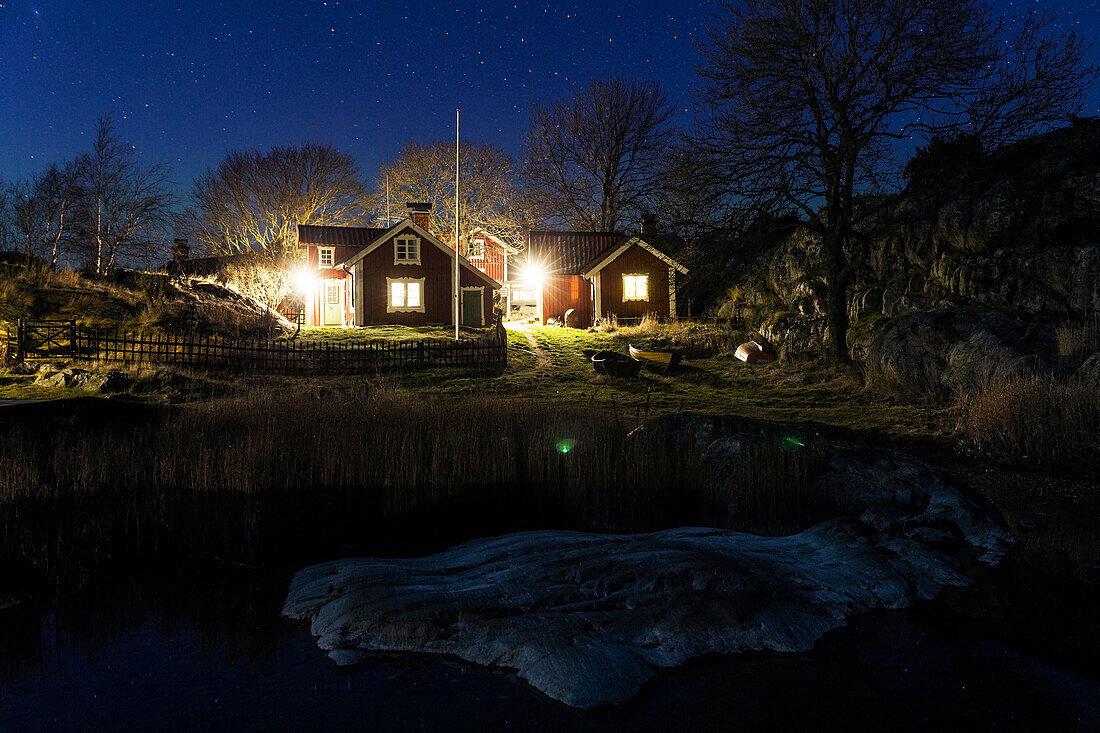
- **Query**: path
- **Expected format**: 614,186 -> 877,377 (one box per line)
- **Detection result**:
504,322 -> 551,370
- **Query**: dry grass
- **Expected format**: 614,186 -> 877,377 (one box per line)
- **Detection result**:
598,316 -> 748,357
0,391 -> 832,581
953,376 -> 1100,471
1055,316 -> 1100,360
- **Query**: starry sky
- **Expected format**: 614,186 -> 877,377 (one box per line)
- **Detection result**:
2,0 -> 1098,192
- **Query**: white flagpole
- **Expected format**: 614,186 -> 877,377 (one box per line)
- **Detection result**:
454,107 -> 461,340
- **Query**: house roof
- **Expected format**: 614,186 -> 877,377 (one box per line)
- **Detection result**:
525,231 -> 626,276
525,230 -> 687,278
297,225 -> 388,247
340,218 -> 501,289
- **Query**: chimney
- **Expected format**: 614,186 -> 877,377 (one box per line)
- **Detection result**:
406,202 -> 432,231
638,214 -> 657,238
172,238 -> 190,262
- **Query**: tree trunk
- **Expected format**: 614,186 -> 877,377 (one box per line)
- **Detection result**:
824,233 -> 851,366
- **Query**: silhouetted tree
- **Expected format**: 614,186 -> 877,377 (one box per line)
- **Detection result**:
70,114 -> 174,274
692,0 -> 1096,365
522,78 -> 675,232
9,163 -> 77,267
377,140 -> 532,252
180,143 -> 371,259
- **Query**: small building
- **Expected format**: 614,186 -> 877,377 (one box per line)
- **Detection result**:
296,203 -> 500,327
516,226 -> 688,325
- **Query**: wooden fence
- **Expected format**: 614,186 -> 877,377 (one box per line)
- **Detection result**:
2,319 -> 507,374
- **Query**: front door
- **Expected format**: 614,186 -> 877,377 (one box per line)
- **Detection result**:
323,280 -> 343,326
461,288 -> 483,326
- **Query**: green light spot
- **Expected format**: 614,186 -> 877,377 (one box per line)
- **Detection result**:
557,439 -> 576,455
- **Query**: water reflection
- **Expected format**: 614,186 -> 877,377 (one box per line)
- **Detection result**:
1,570 -> 1098,731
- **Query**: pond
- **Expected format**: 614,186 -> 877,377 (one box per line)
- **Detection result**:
1,568 -> 1097,731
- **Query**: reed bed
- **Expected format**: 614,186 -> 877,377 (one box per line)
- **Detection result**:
0,390 -> 831,583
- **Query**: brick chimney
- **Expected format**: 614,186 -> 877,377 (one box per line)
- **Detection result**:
172,238 -> 190,262
638,214 -> 657,238
406,202 -> 432,230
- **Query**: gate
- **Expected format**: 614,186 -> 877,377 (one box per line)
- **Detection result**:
12,319 -> 78,361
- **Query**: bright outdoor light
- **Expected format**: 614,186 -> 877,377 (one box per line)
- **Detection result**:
523,261 -> 547,290
292,269 -> 315,294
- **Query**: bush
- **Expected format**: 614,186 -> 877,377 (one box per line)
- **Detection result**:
1055,316 -> 1100,360
953,377 -> 1100,472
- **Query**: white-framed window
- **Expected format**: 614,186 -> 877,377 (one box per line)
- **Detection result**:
387,277 -> 426,313
394,237 -> 421,265
325,282 -> 341,305
468,238 -> 485,259
623,274 -> 649,301
318,247 -> 335,268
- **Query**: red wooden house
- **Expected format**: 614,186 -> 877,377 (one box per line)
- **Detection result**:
517,228 -> 688,325
296,203 -> 500,327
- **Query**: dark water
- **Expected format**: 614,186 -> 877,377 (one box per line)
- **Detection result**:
1,569 -> 1098,732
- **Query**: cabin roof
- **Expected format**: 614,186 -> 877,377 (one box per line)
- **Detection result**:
297,225 -> 388,247
525,231 -> 626,275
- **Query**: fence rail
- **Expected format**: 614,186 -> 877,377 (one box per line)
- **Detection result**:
2,319 -> 507,374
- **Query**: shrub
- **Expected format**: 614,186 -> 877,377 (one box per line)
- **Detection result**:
953,377 -> 1100,472
1055,316 -> 1100,360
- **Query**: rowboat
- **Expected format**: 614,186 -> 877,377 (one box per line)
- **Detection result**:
590,350 -> 642,377
628,344 -> 682,372
734,340 -> 777,364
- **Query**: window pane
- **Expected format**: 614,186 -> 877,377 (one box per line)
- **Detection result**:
407,282 -> 421,307
391,282 -> 405,306
326,283 -> 340,304
637,276 -> 647,300
409,241 -> 418,260
623,276 -> 635,300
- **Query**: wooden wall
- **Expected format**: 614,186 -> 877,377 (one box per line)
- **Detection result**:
353,225 -> 495,326
596,245 -> 670,320
540,274 -> 593,326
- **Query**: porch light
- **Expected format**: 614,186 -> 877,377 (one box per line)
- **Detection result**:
292,268 -> 315,294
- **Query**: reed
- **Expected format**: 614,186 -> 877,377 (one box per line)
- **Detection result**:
0,391 -> 831,583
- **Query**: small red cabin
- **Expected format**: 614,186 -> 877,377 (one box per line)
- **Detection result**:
518,230 -> 688,326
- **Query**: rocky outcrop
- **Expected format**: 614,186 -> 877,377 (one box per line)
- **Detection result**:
285,521 -> 975,710
713,122 -> 1100,381
33,366 -> 131,392
285,418 -> 1013,710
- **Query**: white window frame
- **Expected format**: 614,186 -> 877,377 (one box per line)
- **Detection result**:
622,273 -> 649,302
394,236 -> 421,265
386,277 -> 426,313
318,247 -> 335,269
324,281 -> 342,306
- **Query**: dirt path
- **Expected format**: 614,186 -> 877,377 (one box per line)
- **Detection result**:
522,330 -> 552,370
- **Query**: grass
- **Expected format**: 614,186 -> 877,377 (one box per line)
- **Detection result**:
290,324 -> 492,343
953,376 -> 1100,472
1055,315 -> 1100,360
0,390 -> 835,586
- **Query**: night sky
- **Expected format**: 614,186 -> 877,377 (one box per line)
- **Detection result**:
2,0 -> 1099,192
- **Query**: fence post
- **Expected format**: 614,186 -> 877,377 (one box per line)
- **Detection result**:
16,319 -> 25,363
69,320 -> 77,359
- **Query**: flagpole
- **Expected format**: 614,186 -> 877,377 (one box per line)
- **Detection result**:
454,107 -> 460,340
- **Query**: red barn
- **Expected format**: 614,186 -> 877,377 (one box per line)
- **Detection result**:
517,229 -> 688,326
296,203 -> 499,327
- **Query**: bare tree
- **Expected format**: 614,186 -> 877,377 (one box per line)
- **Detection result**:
377,140 -> 533,251
522,78 -> 675,232
70,114 -> 174,274
180,143 -> 372,260
9,164 -> 77,267
692,1 -> 1096,365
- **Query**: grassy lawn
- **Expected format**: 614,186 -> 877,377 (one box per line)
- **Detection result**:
290,325 -> 494,343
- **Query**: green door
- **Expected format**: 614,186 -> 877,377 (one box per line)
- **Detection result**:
461,288 -> 483,326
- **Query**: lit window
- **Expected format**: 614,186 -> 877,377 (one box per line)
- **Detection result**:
395,237 -> 420,264
387,277 -> 425,312
318,247 -> 335,268
623,274 -> 649,301
468,238 -> 485,258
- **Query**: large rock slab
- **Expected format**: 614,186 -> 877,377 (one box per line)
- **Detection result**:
284,519 -> 980,710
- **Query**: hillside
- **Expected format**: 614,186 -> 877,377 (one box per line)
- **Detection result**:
710,121 -> 1100,393
0,258 -> 293,338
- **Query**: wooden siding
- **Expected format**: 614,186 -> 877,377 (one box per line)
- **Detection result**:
540,274 -> 593,326
466,240 -> 507,283
353,225 -> 494,326
596,244 -> 671,320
